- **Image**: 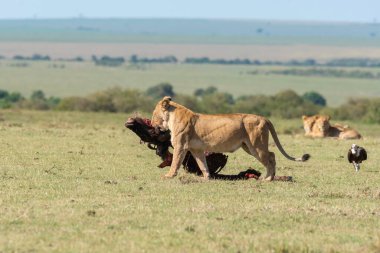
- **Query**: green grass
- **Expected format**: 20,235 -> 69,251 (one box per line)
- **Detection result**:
1,61 -> 380,106
0,110 -> 379,252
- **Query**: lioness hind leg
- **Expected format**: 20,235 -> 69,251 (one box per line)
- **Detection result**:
190,150 -> 210,180
257,150 -> 276,181
242,143 -> 276,181
266,152 -> 276,180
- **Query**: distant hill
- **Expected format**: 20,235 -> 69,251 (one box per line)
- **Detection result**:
0,18 -> 379,45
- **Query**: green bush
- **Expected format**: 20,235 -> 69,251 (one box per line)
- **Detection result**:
56,97 -> 95,111
111,88 -> 154,113
323,98 -> 380,124
302,91 -> 327,106
198,92 -> 234,114
0,99 -> 11,109
20,90 -> 61,110
1,85 -> 378,124
233,95 -> 272,116
146,83 -> 175,100
233,90 -> 320,118
56,87 -> 154,113
194,86 -> 217,97
173,94 -> 201,112
0,90 -> 24,109
0,89 -> 9,99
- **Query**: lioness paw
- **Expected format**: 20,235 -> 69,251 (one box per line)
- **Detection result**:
162,173 -> 177,179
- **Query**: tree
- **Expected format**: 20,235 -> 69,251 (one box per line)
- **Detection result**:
194,86 -> 217,97
130,54 -> 138,64
302,91 -> 327,106
7,92 -> 23,102
146,83 -> 175,99
0,89 -> 9,99
31,90 -> 46,101
199,92 -> 234,114
274,90 -> 303,106
233,95 -> 272,116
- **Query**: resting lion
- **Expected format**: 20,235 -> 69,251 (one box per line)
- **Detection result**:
302,115 -> 361,139
151,96 -> 310,181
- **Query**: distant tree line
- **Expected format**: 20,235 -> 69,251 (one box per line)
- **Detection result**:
184,57 -> 318,66
325,58 -> 380,67
130,55 -> 178,64
3,54 -> 380,68
13,54 -> 51,61
92,56 -> 125,67
248,68 -> 380,79
1,84 -> 379,123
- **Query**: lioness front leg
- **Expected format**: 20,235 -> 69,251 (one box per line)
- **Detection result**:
164,147 -> 186,178
190,150 -> 210,180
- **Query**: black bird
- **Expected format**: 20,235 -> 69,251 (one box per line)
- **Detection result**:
347,144 -> 367,172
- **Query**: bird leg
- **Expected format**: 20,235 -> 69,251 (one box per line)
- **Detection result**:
353,162 -> 360,172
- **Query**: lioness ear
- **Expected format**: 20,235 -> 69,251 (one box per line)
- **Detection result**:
326,115 -> 331,121
302,115 -> 307,120
161,96 -> 172,110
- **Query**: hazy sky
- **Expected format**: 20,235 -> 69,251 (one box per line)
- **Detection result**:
1,0 -> 379,22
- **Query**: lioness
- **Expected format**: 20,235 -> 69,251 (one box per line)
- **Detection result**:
152,96 -> 310,181
302,115 -> 361,139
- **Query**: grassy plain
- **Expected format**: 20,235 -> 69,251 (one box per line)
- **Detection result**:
0,110 -> 379,252
1,61 -> 380,106
0,61 -> 380,106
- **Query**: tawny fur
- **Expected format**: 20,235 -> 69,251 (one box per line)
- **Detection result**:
152,96 -> 309,181
302,115 -> 361,140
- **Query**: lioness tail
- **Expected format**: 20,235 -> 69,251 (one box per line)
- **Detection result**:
266,120 -> 310,162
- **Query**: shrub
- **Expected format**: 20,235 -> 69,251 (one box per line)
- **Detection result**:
0,89 -> 9,99
198,92 -> 234,114
7,92 -> 23,103
146,83 -> 175,100
173,94 -> 201,112
233,95 -> 272,116
57,87 -> 155,113
302,91 -> 327,106
56,97 -> 95,111
194,86 -> 217,97
323,98 -> 380,124
112,88 -> 154,113
0,100 -> 11,109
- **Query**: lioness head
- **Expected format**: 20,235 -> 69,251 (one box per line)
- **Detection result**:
314,115 -> 331,133
302,115 -> 316,134
151,96 -> 172,130
302,115 -> 331,136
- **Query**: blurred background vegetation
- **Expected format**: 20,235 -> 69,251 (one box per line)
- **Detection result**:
1,82 -> 380,123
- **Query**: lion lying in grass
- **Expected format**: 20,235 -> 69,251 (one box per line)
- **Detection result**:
151,96 -> 310,181
302,115 -> 361,139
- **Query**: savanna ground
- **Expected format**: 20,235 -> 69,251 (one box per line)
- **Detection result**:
0,110 -> 379,253
1,18 -> 380,252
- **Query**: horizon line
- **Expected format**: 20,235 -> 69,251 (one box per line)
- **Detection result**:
0,16 -> 377,25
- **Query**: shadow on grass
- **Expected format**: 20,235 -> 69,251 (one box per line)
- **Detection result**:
178,168 -> 293,183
